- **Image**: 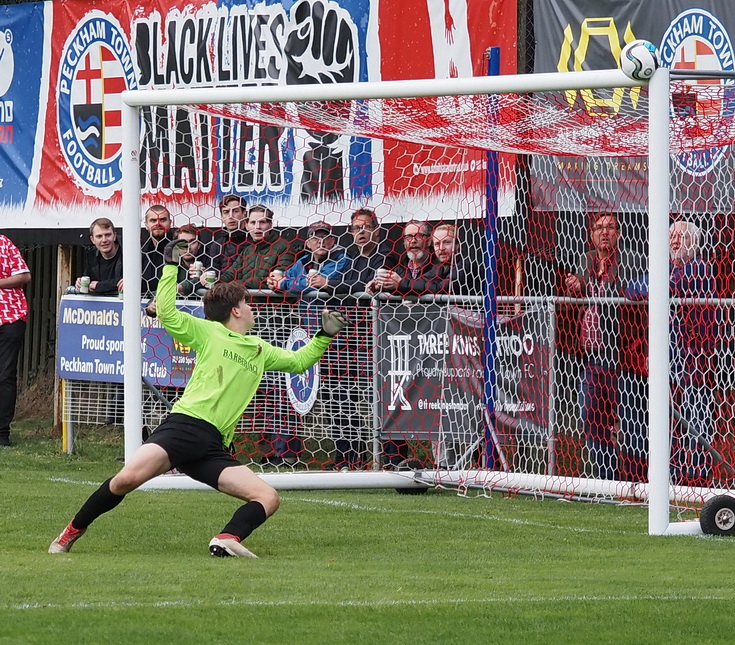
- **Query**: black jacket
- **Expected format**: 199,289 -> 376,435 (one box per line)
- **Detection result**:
334,243 -> 400,294
404,258 -> 483,298
82,245 -> 123,296
141,232 -> 175,295
211,229 -> 249,273
393,255 -> 438,297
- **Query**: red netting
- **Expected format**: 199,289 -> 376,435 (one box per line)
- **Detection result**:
192,81 -> 735,156
61,77 -> 735,516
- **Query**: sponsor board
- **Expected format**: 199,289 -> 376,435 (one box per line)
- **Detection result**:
377,303 -> 548,442
57,295 -> 202,387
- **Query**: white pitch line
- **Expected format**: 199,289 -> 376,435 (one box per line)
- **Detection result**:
48,477 -> 104,487
47,477 -> 164,491
289,496 -> 637,535
5,594 -> 732,612
45,478 -> 714,539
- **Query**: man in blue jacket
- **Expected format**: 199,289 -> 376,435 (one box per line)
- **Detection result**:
269,221 -> 349,294
267,221 -> 350,467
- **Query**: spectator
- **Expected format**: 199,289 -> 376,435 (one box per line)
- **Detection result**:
421,224 -> 483,296
334,207 -> 400,294
413,224 -> 481,467
142,204 -> 174,295
564,213 -> 642,481
618,286 -> 648,482
211,194 -> 248,274
75,218 -> 123,296
174,225 -> 216,297
269,221 -> 349,294
217,204 -> 299,466
366,220 -> 436,296
0,234 -> 31,447
265,221 -> 350,466
363,219 -> 436,465
626,220 -> 719,486
219,205 -> 299,288
318,208 -> 397,468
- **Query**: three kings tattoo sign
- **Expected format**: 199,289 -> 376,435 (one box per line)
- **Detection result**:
376,303 -> 549,452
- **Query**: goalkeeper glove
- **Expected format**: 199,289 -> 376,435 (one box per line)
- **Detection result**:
163,239 -> 189,266
320,309 -> 349,337
144,298 -> 157,319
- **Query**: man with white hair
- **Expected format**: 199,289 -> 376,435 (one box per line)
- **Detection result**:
625,220 -> 719,485
668,220 -> 719,485
669,220 -> 700,265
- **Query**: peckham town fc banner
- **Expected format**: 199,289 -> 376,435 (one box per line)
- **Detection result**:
0,0 -> 516,230
533,0 -> 735,213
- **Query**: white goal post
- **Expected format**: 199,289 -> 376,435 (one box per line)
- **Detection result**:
118,67 -> 715,536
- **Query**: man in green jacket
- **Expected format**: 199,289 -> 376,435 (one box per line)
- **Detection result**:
49,240 -> 347,558
219,204 -> 300,288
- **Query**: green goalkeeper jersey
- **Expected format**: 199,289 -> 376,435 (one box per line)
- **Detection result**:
156,265 -> 331,446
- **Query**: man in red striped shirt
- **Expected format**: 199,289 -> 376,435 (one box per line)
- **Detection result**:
0,234 -> 31,447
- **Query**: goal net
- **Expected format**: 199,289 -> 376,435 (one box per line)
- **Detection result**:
109,68 -> 735,534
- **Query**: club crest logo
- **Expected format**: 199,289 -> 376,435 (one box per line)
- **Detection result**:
660,9 -> 735,176
285,327 -> 320,415
57,11 -> 137,198
0,29 -> 15,98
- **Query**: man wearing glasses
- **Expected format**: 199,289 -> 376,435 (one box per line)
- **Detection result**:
321,208 -> 399,469
366,220 -> 436,296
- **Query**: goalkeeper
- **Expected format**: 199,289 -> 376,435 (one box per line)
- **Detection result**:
49,239 -> 348,558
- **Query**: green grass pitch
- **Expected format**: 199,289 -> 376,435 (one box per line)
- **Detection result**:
2,418 -> 735,644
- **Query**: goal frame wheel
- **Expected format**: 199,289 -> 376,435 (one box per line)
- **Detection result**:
700,495 -> 735,535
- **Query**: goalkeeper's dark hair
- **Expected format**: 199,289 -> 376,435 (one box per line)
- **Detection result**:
203,281 -> 248,322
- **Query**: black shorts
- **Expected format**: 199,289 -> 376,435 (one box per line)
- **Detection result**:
145,413 -> 241,489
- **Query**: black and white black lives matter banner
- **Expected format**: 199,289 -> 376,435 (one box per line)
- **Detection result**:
133,0 -> 368,208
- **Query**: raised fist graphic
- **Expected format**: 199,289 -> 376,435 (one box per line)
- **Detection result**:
285,0 -> 358,86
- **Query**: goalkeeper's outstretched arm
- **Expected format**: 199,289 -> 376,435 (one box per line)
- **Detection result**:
155,242 -> 210,348
264,310 -> 349,373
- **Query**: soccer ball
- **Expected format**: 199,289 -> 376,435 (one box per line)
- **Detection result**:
620,40 -> 661,81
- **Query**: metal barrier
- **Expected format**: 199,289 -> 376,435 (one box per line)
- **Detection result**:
59,292 -> 735,481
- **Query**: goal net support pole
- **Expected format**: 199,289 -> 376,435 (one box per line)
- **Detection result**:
121,101 -> 145,466
647,68 -> 676,535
